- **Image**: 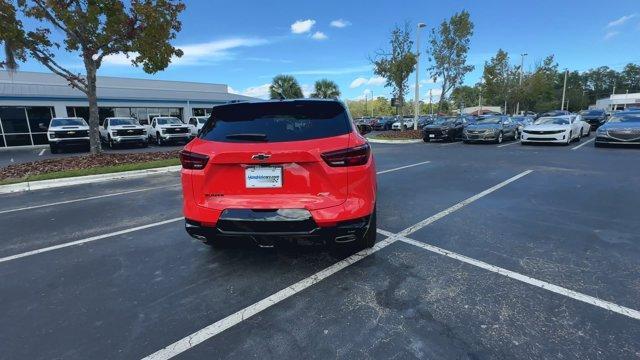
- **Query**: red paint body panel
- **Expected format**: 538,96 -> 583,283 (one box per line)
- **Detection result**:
181,129 -> 376,227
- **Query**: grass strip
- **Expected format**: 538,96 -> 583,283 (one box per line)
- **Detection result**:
0,158 -> 180,186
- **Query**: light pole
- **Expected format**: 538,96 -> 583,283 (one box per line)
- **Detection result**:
561,69 -> 568,111
515,53 -> 527,115
413,22 -> 427,130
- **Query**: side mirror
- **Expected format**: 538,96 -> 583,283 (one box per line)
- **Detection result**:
38,122 -> 47,130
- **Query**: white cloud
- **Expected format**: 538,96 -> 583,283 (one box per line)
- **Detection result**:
330,19 -> 351,28
350,75 -> 386,88
367,76 -> 386,86
102,37 -> 269,67
291,19 -> 316,34
350,77 -> 368,88
604,30 -> 620,40
237,83 -> 271,99
424,88 -> 443,103
607,14 -> 637,28
311,31 -> 328,40
301,84 -> 313,97
227,86 -> 237,94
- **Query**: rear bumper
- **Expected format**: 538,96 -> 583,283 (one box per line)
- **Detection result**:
185,211 -> 372,245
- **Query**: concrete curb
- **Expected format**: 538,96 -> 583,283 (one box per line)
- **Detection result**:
0,165 -> 181,194
367,138 -> 423,144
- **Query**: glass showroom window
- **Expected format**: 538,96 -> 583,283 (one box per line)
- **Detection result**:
27,107 -> 55,145
0,106 -> 55,147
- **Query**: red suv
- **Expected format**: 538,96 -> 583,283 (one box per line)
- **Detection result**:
180,100 -> 377,249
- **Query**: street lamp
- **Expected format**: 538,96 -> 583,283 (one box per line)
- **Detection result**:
515,53 -> 527,115
413,22 -> 427,130
561,68 -> 568,111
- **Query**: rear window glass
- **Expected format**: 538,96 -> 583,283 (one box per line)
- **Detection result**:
199,101 -> 351,143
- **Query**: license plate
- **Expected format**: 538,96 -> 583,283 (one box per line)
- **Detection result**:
245,166 -> 282,188
429,134 -> 435,138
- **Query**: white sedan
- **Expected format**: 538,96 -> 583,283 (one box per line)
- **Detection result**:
391,119 -> 415,130
521,115 -> 588,145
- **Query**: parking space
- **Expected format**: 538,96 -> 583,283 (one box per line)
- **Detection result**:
1,141 -> 639,359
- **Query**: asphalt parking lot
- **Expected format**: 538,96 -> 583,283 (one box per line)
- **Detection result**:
1,139 -> 639,359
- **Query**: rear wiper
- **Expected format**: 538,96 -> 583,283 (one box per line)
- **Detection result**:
225,133 -> 268,141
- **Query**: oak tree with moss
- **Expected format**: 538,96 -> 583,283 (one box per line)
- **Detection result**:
0,0 -> 185,154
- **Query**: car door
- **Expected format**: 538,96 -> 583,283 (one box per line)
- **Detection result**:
188,118 -> 198,136
99,119 -> 108,140
570,116 -> 581,138
150,119 -> 157,139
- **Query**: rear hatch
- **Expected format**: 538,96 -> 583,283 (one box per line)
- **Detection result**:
186,101 -> 354,211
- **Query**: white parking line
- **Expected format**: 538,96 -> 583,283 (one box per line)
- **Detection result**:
0,185 -> 179,215
571,138 -> 594,150
0,217 -> 183,264
399,170 -> 533,237
142,236 -> 398,360
396,235 -> 640,321
38,149 -> 46,156
438,141 -> 459,146
142,171 -> 532,359
498,141 -> 520,147
376,160 -> 431,175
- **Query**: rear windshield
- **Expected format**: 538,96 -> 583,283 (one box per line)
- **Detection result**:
199,101 -> 351,143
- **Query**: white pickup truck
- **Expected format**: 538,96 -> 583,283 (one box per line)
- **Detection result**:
186,116 -> 209,136
148,116 -> 194,145
99,117 -> 148,148
47,117 -> 90,153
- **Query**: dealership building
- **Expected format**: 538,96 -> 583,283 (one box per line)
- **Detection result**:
594,92 -> 640,111
0,71 -> 255,148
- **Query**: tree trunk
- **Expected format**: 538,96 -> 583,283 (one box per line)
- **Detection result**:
84,59 -> 102,154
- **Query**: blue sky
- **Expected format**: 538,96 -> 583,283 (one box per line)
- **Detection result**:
15,0 -> 640,101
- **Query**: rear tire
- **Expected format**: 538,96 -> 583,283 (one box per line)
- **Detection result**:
423,136 -> 430,143
156,133 -> 163,146
358,207 -> 377,249
496,131 -> 503,144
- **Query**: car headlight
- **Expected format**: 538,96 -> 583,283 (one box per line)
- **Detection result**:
596,128 -> 607,135
48,132 -> 56,139
111,131 -> 118,136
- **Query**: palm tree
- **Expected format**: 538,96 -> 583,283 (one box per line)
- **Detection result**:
269,74 -> 304,99
310,79 -> 341,99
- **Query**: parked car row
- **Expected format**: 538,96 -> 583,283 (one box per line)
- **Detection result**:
47,114 -> 212,152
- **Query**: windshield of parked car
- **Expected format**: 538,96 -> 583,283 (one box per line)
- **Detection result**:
50,118 -> 87,127
199,101 -> 351,143
475,116 -> 501,124
580,110 -> 604,116
157,117 -> 182,125
197,117 -> 208,124
535,117 -> 569,125
607,114 -> 640,123
109,118 -> 138,126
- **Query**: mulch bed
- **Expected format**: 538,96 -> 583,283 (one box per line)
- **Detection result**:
369,130 -> 423,140
0,151 -> 180,181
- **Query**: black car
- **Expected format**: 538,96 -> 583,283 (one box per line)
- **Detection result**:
371,116 -> 395,131
579,109 -> 608,129
422,117 -> 466,142
595,111 -> 640,147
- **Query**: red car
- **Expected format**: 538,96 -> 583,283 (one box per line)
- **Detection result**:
180,100 -> 377,249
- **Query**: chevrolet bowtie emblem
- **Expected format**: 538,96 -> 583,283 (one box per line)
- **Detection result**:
252,153 -> 271,161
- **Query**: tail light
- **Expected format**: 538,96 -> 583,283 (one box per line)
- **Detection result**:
180,150 -> 209,170
321,143 -> 370,167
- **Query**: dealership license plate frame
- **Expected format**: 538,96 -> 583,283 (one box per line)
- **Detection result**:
245,165 -> 283,188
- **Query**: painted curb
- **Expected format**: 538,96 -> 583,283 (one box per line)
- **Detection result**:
367,138 -> 423,144
0,165 -> 181,194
